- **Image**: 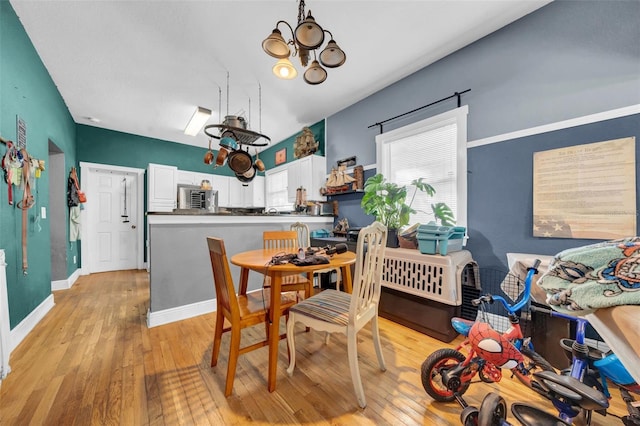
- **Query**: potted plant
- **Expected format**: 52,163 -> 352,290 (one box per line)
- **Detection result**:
361,173 -> 454,247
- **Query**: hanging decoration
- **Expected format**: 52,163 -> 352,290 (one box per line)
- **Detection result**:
1,136 -> 46,274
293,126 -> 319,159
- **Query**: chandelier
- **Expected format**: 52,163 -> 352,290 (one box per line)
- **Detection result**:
261,0 -> 346,85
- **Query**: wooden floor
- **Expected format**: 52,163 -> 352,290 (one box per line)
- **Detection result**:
0,270 -> 630,425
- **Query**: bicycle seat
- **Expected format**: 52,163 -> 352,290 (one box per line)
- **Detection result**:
511,403 -> 571,426
451,317 -> 474,336
533,370 -> 609,411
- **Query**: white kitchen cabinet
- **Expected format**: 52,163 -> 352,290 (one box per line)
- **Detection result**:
252,176 -> 265,207
176,170 -> 197,186
228,176 -> 265,208
147,163 -> 177,212
211,175 -> 231,207
286,155 -> 326,202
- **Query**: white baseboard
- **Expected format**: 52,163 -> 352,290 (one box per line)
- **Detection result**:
147,298 -> 216,328
9,294 -> 55,353
51,268 -> 82,291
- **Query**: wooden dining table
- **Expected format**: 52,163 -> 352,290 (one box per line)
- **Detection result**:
230,248 -> 357,392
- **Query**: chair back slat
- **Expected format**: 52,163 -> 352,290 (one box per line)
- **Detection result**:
263,230 -> 300,250
290,222 -> 311,249
350,222 -> 387,320
207,237 -> 239,320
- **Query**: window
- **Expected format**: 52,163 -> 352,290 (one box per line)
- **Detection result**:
265,167 -> 289,211
375,106 -> 468,227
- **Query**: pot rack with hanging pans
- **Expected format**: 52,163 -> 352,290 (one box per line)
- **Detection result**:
203,123 -> 270,147
204,73 -> 270,147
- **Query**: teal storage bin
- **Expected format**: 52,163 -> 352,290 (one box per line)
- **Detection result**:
417,225 -> 466,255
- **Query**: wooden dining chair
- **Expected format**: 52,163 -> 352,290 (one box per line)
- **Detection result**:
207,237 -> 297,397
262,230 -> 313,298
285,221 -> 388,408
290,221 -> 342,291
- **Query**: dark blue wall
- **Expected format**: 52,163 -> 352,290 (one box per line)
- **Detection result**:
325,1 -> 640,269
467,114 -> 640,268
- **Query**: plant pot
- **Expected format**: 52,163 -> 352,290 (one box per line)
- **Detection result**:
387,228 -> 399,248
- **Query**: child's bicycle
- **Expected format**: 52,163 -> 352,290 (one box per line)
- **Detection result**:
544,307 -> 640,425
421,260 -> 609,425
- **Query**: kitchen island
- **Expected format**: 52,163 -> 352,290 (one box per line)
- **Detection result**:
146,213 -> 334,327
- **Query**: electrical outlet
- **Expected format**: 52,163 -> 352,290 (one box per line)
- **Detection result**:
73,255 -> 77,264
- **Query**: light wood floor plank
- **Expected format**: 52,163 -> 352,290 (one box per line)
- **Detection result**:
0,270 -> 630,425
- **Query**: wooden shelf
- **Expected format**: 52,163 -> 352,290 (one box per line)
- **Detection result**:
326,189 -> 363,197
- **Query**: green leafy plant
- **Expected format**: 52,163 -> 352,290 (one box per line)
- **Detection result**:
361,173 -> 455,230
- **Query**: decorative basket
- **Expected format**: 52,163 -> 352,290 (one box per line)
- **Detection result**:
398,235 -> 418,249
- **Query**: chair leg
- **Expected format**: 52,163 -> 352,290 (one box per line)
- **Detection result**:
335,268 -> 342,291
286,312 -> 297,376
211,310 -> 224,367
224,323 -> 242,397
371,316 -> 387,371
347,327 -> 366,408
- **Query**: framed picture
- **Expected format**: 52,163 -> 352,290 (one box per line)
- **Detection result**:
275,148 -> 287,165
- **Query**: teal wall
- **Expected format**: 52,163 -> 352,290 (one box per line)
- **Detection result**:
258,120 -> 325,170
77,119 -> 325,176
1,2 -> 77,328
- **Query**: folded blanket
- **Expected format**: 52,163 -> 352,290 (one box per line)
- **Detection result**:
537,237 -> 640,315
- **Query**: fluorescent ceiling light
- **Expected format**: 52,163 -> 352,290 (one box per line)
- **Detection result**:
184,106 -> 212,136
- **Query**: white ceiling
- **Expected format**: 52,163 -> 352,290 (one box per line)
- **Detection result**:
10,0 -> 550,151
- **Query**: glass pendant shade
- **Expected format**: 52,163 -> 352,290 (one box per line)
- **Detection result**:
319,39 -> 346,68
303,60 -> 327,85
273,58 -> 298,79
262,29 -> 291,58
294,13 -> 324,50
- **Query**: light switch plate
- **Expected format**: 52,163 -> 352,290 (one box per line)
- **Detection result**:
41,206 -> 46,219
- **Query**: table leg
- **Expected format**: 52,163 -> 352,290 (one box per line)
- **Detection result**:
342,265 -> 353,293
306,272 -> 313,298
238,267 -> 249,296
267,271 -> 282,392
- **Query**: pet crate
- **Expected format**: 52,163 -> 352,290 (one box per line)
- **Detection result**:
378,248 -> 480,342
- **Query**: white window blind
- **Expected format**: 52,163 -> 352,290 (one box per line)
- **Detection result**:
376,106 -> 468,227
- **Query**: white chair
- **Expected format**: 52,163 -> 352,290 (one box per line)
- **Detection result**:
290,221 -> 342,290
286,221 -> 388,408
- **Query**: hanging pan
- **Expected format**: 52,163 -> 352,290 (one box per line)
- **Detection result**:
227,146 -> 253,174
204,139 -> 214,165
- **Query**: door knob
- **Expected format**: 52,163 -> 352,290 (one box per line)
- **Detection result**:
131,225 -> 136,229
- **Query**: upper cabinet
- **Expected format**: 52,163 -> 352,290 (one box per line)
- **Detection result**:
211,175 -> 230,207
228,176 -> 265,208
147,163 -> 177,212
286,155 -> 327,202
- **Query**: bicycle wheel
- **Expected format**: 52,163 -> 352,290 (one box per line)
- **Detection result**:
421,348 -> 470,402
478,392 -> 508,426
514,346 -> 555,387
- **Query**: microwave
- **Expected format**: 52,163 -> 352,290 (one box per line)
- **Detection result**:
177,184 -> 218,212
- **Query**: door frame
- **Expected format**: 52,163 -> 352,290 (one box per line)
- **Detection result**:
80,162 -> 145,274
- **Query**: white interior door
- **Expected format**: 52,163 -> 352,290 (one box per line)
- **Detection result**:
81,163 -> 145,274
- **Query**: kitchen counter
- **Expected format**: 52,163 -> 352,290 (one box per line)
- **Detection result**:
146,214 -> 334,327
148,210 -> 335,217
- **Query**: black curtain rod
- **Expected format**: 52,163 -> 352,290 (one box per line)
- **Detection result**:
367,89 -> 471,134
